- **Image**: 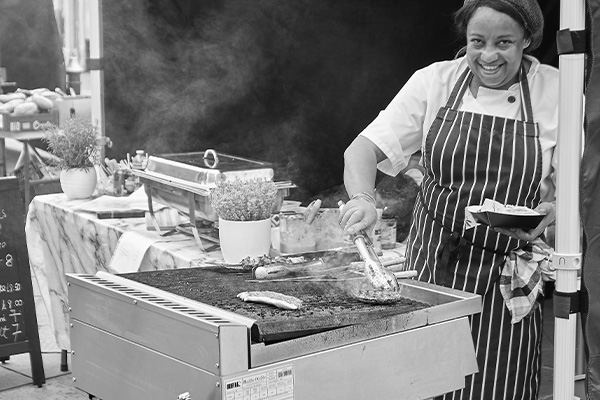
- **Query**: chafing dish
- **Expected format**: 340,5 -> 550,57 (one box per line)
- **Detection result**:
132,150 -> 296,223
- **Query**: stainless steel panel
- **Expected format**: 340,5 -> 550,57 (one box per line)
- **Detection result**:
223,318 -> 478,400
71,320 -> 222,400
250,306 -> 428,367
250,279 -> 481,367
398,280 -> 482,324
68,273 -> 251,375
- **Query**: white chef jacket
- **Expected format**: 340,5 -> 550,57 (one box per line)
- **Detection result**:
360,55 -> 559,202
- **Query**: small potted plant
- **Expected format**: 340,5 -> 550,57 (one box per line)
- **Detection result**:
43,117 -> 99,199
210,178 -> 278,264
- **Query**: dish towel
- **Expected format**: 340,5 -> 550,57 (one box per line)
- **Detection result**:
499,238 -> 555,324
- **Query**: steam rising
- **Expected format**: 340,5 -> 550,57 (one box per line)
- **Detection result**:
102,0 -> 459,199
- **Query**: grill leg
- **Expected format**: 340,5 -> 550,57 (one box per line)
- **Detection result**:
60,349 -> 69,371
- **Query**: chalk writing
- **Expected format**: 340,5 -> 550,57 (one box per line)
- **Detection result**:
0,309 -> 22,342
0,282 -> 21,293
0,178 -> 44,385
0,182 -> 28,346
0,253 -> 13,268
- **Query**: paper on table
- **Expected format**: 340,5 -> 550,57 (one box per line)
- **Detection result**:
72,186 -> 167,214
108,231 -> 156,273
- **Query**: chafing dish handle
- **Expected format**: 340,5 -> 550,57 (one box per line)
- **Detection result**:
203,149 -> 219,169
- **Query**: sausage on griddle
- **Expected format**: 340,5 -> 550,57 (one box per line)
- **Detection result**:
237,291 -> 303,310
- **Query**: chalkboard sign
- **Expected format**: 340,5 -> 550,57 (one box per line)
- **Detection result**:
0,177 -> 45,386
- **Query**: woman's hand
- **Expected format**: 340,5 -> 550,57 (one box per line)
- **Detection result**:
339,197 -> 379,236
494,201 -> 556,242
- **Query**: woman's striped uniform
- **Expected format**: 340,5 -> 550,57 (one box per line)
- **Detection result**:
406,65 -> 544,400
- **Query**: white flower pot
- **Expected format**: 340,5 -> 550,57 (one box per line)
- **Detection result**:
60,168 -> 97,200
218,217 -> 272,264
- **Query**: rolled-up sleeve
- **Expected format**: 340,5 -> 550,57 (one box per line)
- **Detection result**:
360,68 -> 431,176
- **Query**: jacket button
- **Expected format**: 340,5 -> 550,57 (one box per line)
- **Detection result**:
508,96 -> 516,103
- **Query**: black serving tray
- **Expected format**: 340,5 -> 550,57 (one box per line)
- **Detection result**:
471,210 -> 544,230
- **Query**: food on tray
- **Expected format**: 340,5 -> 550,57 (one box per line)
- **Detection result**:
348,279 -> 404,304
237,290 -> 303,310
363,257 -> 399,291
12,101 -> 38,116
465,199 -> 544,229
0,87 -> 63,115
240,254 -> 307,270
352,288 -> 404,304
30,93 -> 54,111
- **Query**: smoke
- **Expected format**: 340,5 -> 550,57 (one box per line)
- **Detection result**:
102,0 -> 461,199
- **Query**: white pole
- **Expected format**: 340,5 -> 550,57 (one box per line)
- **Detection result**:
76,0 -> 86,68
62,0 -> 73,64
88,0 -> 107,158
554,1 -> 585,399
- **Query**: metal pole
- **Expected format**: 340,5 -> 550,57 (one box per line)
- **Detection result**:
554,0 -> 586,399
88,0 -> 106,160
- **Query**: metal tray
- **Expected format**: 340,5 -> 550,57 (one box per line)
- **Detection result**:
132,150 -> 295,222
144,150 -> 275,186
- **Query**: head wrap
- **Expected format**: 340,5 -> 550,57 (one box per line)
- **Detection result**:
463,0 -> 544,51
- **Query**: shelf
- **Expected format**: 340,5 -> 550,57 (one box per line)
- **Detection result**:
0,130 -> 47,141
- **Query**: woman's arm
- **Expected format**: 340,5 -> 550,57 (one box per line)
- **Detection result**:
339,136 -> 386,235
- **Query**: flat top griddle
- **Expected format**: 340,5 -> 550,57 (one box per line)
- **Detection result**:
120,267 -> 430,343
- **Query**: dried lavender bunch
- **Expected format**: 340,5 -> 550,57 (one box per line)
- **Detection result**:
209,178 -> 278,221
43,117 -> 98,170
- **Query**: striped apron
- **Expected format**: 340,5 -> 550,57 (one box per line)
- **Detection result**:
406,66 -> 544,400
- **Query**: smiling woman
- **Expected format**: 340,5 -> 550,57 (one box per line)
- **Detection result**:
455,0 -> 543,94
340,0 -> 557,399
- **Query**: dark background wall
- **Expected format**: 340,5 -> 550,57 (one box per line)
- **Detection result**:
0,0 -> 65,91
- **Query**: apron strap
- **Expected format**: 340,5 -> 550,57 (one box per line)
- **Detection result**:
446,62 -> 536,122
518,64 -> 535,123
446,67 -> 472,110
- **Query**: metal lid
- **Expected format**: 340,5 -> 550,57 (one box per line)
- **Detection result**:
146,150 -> 275,187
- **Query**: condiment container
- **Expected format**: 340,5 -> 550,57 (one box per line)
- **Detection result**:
379,214 -> 397,249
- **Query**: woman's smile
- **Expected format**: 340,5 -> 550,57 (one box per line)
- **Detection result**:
480,64 -> 501,72
477,62 -> 506,80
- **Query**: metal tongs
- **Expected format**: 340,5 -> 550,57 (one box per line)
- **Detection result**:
338,200 -> 400,291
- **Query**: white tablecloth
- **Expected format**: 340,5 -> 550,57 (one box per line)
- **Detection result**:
25,192 -> 220,351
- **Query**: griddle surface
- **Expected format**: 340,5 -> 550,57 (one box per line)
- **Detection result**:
120,267 -> 429,342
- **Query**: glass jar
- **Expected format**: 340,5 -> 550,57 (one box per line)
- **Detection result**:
380,216 -> 397,249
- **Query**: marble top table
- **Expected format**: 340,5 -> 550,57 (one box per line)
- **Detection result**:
25,191 -> 222,351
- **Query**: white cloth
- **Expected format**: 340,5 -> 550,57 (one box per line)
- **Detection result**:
360,55 -> 559,202
499,238 -> 555,324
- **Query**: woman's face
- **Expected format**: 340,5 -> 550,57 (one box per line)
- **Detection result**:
465,6 -> 530,90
